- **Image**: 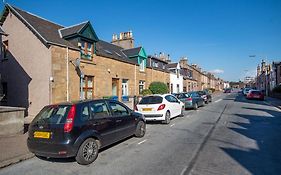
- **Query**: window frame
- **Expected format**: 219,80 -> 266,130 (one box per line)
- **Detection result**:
107,101 -> 130,117
82,76 -> 94,99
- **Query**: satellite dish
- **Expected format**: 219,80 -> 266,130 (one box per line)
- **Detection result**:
73,58 -> 84,77
74,58 -> 81,67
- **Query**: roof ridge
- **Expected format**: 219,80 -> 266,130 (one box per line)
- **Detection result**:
121,46 -> 142,51
59,20 -> 89,31
8,4 -> 64,28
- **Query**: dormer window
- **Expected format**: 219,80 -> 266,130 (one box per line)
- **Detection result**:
80,41 -> 94,60
140,58 -> 145,72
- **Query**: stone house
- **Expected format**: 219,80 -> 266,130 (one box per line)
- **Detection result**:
0,4 -> 168,118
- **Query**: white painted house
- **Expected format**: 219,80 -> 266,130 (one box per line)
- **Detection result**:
167,63 -> 183,93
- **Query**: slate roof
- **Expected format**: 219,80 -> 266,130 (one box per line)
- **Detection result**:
147,55 -> 169,64
59,21 -> 88,38
96,40 -> 138,65
0,4 -> 147,66
122,47 -> 141,57
166,63 -> 178,69
2,5 -> 78,49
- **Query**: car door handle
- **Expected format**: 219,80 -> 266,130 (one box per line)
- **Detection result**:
116,119 -> 122,123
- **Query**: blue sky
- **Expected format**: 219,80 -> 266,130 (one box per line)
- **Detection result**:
1,0 -> 281,81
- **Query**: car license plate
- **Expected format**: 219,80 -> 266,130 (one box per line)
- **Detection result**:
254,95 -> 260,98
142,108 -> 152,111
34,131 -> 51,139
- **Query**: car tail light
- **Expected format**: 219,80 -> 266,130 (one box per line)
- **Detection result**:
134,105 -> 138,111
157,104 -> 166,111
64,105 -> 76,133
186,98 -> 192,101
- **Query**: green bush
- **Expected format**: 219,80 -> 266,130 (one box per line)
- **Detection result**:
149,82 -> 169,94
208,88 -> 216,93
273,85 -> 281,93
141,89 -> 152,96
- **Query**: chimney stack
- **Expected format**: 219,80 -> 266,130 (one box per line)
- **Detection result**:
111,30 -> 134,49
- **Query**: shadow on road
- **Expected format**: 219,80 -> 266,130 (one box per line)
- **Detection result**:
220,103 -> 281,174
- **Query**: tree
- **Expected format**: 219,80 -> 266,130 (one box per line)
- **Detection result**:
149,82 -> 169,94
141,89 -> 152,96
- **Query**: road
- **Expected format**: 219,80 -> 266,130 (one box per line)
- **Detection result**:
1,92 -> 281,175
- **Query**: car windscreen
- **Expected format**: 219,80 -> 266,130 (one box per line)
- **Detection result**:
32,105 -> 71,125
139,96 -> 163,104
177,93 -> 190,99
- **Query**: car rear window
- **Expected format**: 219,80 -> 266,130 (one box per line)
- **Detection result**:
251,91 -> 261,95
139,96 -> 163,104
32,105 -> 71,125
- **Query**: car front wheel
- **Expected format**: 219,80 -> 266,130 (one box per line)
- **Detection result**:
76,138 -> 99,165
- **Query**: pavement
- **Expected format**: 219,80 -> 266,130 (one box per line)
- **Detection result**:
1,92 -> 281,175
0,133 -> 34,168
265,96 -> 281,109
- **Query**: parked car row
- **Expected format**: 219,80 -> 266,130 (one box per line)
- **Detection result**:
27,91 -> 213,165
242,88 -> 264,101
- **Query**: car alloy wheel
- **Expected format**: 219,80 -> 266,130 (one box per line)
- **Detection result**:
163,111 -> 170,124
76,138 -> 99,165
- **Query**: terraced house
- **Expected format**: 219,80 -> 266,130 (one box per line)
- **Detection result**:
0,4 -> 169,118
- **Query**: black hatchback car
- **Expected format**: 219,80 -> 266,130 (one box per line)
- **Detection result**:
27,99 -> 146,165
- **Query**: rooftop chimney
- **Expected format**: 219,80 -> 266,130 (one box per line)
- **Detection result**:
111,30 -> 134,49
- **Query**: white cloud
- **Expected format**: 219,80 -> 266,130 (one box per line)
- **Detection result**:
209,69 -> 224,74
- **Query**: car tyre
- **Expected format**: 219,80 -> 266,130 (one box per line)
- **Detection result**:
193,103 -> 198,110
180,107 -> 184,117
163,111 -> 171,124
76,138 -> 99,165
135,121 -> 146,138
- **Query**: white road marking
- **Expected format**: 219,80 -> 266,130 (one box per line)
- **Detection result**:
170,124 -> 175,127
137,139 -> 147,145
214,99 -> 222,103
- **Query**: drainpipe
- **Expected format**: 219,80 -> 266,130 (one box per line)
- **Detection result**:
66,47 -> 69,101
134,64 -> 136,95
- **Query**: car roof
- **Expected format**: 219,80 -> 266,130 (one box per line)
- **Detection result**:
47,98 -> 118,106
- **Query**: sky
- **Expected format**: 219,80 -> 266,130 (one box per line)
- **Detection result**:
1,0 -> 281,81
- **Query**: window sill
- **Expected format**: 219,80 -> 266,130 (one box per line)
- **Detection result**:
81,59 -> 96,65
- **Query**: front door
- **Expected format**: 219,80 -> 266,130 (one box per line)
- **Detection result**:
112,78 -> 120,99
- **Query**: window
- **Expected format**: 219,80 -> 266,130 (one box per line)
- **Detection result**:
1,40 -> 8,59
177,69 -> 179,78
153,62 -> 158,68
139,59 -> 145,71
170,83 -> 173,93
81,105 -> 91,121
82,76 -> 94,99
108,102 -> 129,116
183,86 -> 187,92
122,79 -> 129,96
90,101 -> 110,119
139,80 -> 145,94
165,95 -> 178,103
80,41 -> 93,60
139,96 -> 163,104
177,84 -> 180,93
